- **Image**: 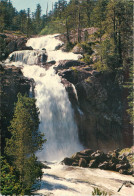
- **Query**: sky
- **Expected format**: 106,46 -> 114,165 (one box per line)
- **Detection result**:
11,0 -> 70,15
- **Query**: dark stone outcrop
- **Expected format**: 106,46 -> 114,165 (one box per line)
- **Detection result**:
56,59 -> 133,152
0,33 -> 33,60
41,60 -> 56,70
79,158 -> 87,167
62,148 -> 132,175
61,157 -> 74,166
98,161 -> 109,170
6,38 -> 33,54
55,60 -> 85,73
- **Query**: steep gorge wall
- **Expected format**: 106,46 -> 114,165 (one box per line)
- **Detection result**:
0,64 -> 32,153
56,60 -> 133,152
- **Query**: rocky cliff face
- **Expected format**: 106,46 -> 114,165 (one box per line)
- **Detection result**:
0,64 -> 32,153
56,60 -> 133,152
0,33 -> 33,60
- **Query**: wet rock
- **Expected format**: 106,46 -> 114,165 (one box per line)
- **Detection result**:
79,158 -> 87,167
108,161 -> 116,170
127,169 -> 133,175
118,155 -> 129,164
111,156 -> 119,165
80,149 -> 93,156
71,152 -> 90,162
55,60 -> 85,72
119,169 -> 128,175
43,164 -> 51,169
116,163 -> 130,171
72,162 -> 79,166
89,159 -> 99,168
91,151 -> 107,162
98,161 -> 109,170
55,43 -> 64,50
62,157 -> 74,166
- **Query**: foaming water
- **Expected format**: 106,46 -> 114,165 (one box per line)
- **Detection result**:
6,34 -> 83,161
26,34 -> 62,51
22,65 -> 83,161
6,50 -> 47,65
26,34 -> 82,62
6,34 -> 81,65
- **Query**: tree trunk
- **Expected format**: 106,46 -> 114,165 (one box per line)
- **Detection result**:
77,6 -> 81,43
65,16 -> 70,44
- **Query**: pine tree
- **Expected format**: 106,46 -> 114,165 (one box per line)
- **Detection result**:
35,4 -> 42,33
5,93 -> 45,194
1,156 -> 21,195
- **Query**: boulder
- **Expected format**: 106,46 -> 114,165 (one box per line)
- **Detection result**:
59,68 -> 92,85
41,61 -> 56,69
62,157 -> 74,166
80,149 -> 93,156
71,152 -> 90,162
42,164 -> 51,169
72,162 -> 79,166
89,160 -> 99,168
119,169 -> 128,175
91,151 -> 107,162
72,44 -> 84,54
55,60 -> 85,72
116,163 -> 130,171
127,169 -> 133,175
118,155 -> 129,164
111,156 -> 119,165
55,43 -> 64,50
98,161 -> 109,170
108,160 -> 116,170
79,158 -> 87,167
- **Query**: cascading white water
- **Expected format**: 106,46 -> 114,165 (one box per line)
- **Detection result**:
23,65 -> 83,161
26,34 -> 82,62
6,50 -> 47,65
6,34 -> 83,161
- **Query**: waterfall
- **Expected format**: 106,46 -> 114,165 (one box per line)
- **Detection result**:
6,50 -> 47,65
6,34 -> 83,161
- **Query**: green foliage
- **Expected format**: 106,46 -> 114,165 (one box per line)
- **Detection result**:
5,93 -> 46,194
78,42 -> 93,64
65,42 -> 75,51
125,68 -> 134,124
120,147 -> 134,168
94,39 -> 121,71
80,42 -> 93,55
92,187 -> 108,196
81,54 -> 92,65
40,20 -> 65,35
1,156 -> 21,195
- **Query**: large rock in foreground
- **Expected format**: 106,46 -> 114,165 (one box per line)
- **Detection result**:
61,148 -> 133,175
